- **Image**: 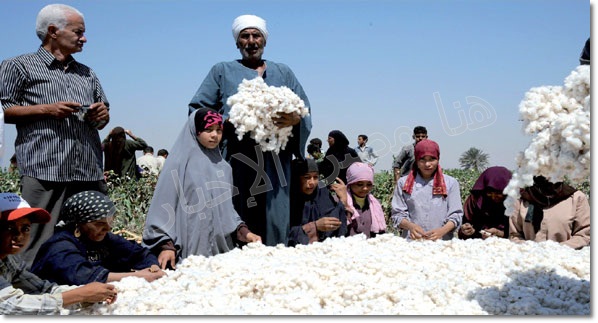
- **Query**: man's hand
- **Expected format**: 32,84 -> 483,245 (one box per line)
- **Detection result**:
272,112 -> 300,128
44,101 -> 81,119
85,102 -> 110,126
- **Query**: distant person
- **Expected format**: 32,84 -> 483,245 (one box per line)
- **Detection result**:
344,162 -> 387,239
579,37 -> 590,65
0,4 -> 111,268
137,146 -> 159,175
393,126 -> 428,184
155,149 -> 168,173
0,193 -> 117,314
509,176 -> 590,250
355,134 -> 378,167
306,143 -> 323,162
458,166 -> 512,240
309,138 -> 322,150
318,130 -> 361,186
143,109 -> 261,270
391,139 -> 463,241
8,154 -> 17,174
188,14 -> 312,247
288,159 -> 348,247
102,127 -> 148,180
31,191 -> 165,285
306,138 -> 323,161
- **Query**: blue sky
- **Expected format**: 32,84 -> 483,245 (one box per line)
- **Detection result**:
0,0 -> 590,173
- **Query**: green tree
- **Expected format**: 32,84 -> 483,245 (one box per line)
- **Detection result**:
459,147 -> 489,172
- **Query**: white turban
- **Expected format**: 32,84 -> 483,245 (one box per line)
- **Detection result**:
232,14 -> 268,41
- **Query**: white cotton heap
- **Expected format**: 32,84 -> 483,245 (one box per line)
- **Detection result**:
503,65 -> 590,214
226,77 -> 310,153
73,234 -> 589,315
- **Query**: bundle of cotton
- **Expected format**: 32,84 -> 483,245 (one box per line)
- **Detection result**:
503,65 -> 590,214
226,77 -> 309,153
73,234 -> 589,315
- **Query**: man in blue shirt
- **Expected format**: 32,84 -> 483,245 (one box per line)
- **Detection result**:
188,14 -> 312,246
355,134 -> 378,167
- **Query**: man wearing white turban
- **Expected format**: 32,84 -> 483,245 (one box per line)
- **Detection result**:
232,14 -> 268,43
189,14 -> 312,247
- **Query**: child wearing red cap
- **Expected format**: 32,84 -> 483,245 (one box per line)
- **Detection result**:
0,193 -> 117,314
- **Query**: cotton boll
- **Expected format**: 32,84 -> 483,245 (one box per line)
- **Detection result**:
504,66 -> 590,213
75,235 -> 589,315
227,77 -> 309,153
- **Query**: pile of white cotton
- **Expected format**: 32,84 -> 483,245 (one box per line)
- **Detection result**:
227,77 -> 309,153
503,65 -> 590,214
73,234 -> 589,315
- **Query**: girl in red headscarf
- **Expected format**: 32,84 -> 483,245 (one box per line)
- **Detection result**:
390,140 -> 463,241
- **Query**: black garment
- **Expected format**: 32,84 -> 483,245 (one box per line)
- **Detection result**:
579,38 -> 590,65
288,185 -> 348,247
32,230 -> 158,285
319,130 -> 361,185
520,176 -> 577,233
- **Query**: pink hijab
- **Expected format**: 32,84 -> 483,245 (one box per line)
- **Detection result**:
345,162 -> 386,233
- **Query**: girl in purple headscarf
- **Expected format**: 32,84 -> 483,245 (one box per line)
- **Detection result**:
458,166 -> 512,240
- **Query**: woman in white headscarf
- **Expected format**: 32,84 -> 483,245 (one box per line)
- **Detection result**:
142,108 -> 261,269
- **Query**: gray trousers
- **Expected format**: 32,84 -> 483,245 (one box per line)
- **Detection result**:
20,175 -> 107,269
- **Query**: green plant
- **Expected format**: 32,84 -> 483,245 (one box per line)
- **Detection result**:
0,168 -> 20,193
105,172 -> 158,236
0,168 -> 589,238
459,147 -> 489,172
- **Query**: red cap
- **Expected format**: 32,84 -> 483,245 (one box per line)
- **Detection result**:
0,193 -> 50,223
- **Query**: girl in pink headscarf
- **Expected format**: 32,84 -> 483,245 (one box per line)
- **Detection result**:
344,162 -> 387,238
390,140 -> 463,241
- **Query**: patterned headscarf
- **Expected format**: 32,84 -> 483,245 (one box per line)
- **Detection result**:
402,139 -> 447,196
194,108 -> 223,132
61,191 -> 116,225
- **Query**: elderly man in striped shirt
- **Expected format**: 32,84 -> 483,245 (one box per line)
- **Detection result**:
0,4 -> 110,268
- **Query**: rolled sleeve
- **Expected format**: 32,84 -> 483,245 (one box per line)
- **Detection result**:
390,179 -> 410,228
445,179 -> 463,230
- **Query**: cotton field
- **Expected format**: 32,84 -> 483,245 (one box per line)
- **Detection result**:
73,234 -> 590,315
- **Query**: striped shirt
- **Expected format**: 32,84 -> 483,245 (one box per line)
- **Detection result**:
0,47 -> 108,182
391,173 -> 463,240
0,254 -> 74,315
